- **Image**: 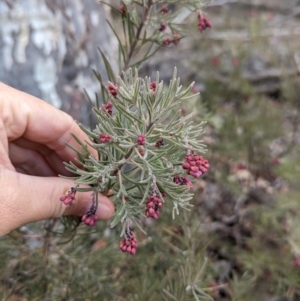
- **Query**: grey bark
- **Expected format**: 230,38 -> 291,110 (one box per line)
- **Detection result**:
0,0 -> 117,125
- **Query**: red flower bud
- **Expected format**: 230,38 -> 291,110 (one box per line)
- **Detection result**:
137,134 -> 146,146
197,12 -> 212,33
150,82 -> 157,92
99,133 -> 112,143
102,101 -> 113,116
145,194 -> 163,219
119,230 -> 138,255
155,138 -> 164,148
160,6 -> 168,15
159,23 -> 167,32
182,153 -> 209,178
60,187 -> 76,205
130,248 -> 136,255
190,166 -> 199,172
182,162 -> 190,169
120,4 -> 126,15
163,38 -> 172,46
107,83 -> 119,98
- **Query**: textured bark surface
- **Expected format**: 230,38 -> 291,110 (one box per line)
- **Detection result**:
0,0 -> 117,125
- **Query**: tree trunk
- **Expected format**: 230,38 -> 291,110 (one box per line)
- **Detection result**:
0,0 -> 117,125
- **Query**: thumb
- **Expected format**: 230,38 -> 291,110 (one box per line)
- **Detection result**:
0,169 -> 115,236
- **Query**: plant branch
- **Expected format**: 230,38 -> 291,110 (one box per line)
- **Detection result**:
110,116 -> 157,177
122,0 -> 153,71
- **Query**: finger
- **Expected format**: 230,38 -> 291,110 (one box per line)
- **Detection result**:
0,169 -> 115,236
0,83 -> 97,162
9,138 -> 72,176
0,119 -> 15,171
9,142 -> 57,176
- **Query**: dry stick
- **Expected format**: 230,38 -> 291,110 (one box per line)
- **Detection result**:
43,219 -> 57,260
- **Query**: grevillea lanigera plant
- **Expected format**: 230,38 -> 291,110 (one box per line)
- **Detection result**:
59,0 -> 212,255
60,68 -> 209,255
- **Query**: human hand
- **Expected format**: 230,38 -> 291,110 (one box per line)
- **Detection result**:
0,83 -> 115,236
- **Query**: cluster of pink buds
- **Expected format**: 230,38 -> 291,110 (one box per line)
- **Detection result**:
160,6 -> 168,15
173,176 -> 193,187
145,195 -> 162,219
119,228 -> 138,255
107,83 -> 119,98
155,138 -> 164,148
101,101 -> 113,116
163,38 -> 172,46
159,22 -> 167,32
150,82 -> 156,92
163,33 -> 181,46
60,187 -> 76,205
197,11 -> 212,33
99,133 -> 112,143
137,134 -> 146,145
82,203 -> 98,226
82,213 -> 98,226
182,154 -> 210,178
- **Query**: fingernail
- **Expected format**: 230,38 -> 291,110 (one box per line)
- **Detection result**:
96,202 -> 113,220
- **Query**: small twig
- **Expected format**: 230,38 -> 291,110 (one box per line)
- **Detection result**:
43,219 -> 57,260
111,118 -> 156,176
122,0 -> 153,71
110,146 -> 136,176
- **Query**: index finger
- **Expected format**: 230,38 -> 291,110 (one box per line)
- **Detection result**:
0,82 -> 97,162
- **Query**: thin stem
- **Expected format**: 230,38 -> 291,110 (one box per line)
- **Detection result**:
122,0 -> 153,71
110,115 -> 156,176
110,146 -> 136,176
43,219 -> 57,262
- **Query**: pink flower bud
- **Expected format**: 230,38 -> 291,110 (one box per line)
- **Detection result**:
150,82 -> 157,92
163,38 -> 172,46
190,166 -> 199,172
60,195 -> 67,202
182,162 -> 190,169
102,102 -> 113,116
147,201 -> 154,208
60,187 -> 76,205
197,12 -> 212,33
120,4 -> 126,15
130,248 -> 136,256
159,23 -> 167,32
148,208 -> 155,215
160,6 -> 168,14
186,155 -> 193,162
137,134 -> 146,145
107,83 -> 119,98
